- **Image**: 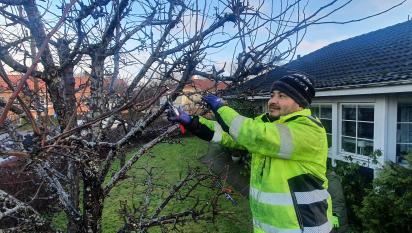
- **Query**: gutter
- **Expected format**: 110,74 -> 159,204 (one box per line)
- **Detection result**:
316,79 -> 412,91
224,79 -> 412,99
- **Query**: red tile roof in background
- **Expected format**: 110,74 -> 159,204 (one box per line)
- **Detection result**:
0,74 -> 90,91
1,74 -> 222,98
185,77 -> 227,91
0,74 -> 127,93
0,74 -> 44,90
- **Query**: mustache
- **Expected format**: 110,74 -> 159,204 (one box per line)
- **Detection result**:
268,104 -> 280,109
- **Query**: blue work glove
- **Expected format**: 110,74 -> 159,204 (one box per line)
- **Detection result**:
202,95 -> 224,112
167,107 -> 192,125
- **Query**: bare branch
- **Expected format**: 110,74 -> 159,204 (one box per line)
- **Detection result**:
103,124 -> 178,195
313,0 -> 407,25
0,0 -> 78,126
0,189 -> 46,231
35,163 -> 82,221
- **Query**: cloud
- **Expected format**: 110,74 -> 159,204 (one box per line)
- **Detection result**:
295,39 -> 330,56
296,36 -> 349,56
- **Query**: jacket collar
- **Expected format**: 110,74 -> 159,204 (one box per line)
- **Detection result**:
276,108 -> 312,123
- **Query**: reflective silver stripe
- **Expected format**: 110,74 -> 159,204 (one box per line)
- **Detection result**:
253,218 -> 301,233
211,122 -> 223,143
295,189 -> 330,205
303,220 -> 332,233
275,124 -> 293,159
229,115 -> 247,140
250,187 -> 293,206
250,187 -> 329,206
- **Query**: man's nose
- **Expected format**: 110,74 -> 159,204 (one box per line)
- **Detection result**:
268,96 -> 279,104
269,95 -> 279,103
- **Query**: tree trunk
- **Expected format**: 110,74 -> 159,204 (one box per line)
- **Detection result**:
57,39 -> 78,129
55,40 -> 82,232
67,161 -> 81,233
83,174 -> 104,233
46,72 -> 76,131
90,56 -> 106,117
89,55 -> 107,141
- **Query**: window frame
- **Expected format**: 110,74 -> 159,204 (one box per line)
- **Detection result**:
310,104 -> 333,148
396,103 -> 412,163
339,103 -> 375,158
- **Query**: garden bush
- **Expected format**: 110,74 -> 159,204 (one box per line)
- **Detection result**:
356,155 -> 412,233
328,159 -> 374,232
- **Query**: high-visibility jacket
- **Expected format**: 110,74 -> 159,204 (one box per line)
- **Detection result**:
188,106 -> 333,233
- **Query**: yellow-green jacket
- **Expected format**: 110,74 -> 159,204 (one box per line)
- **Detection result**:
188,106 -> 333,233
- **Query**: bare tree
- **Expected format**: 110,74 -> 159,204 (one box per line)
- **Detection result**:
0,0 -> 406,232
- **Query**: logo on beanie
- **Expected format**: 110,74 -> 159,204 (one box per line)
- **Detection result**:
293,73 -> 313,85
291,76 -> 309,90
270,71 -> 315,108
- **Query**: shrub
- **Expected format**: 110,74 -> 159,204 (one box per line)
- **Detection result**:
0,159 -> 58,229
226,99 -> 263,118
356,155 -> 412,233
328,159 -> 374,232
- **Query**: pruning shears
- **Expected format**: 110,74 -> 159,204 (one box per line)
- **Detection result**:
166,99 -> 186,135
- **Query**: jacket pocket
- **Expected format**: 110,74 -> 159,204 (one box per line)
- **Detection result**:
288,174 -> 330,232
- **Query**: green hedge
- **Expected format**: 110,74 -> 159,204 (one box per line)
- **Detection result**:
356,155 -> 412,233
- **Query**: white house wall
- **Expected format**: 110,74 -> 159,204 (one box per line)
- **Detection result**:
316,83 -> 412,97
314,92 -> 412,169
386,96 -> 398,163
374,96 -> 388,165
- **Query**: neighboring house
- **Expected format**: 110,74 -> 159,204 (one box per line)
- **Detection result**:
226,20 -> 412,169
0,74 -> 61,121
0,74 -> 127,121
174,76 -> 227,114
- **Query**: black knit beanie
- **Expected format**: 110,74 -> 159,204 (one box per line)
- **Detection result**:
270,73 -> 315,108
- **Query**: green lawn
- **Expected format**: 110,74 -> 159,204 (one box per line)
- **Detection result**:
54,136 -> 252,232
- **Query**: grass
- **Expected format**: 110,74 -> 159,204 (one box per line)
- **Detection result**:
53,136 -> 252,232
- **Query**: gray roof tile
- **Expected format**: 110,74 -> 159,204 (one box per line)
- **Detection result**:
228,20 -> 412,96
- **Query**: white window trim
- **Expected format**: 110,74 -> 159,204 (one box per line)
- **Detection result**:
310,103 -> 333,145
395,103 -> 412,164
386,96 -> 398,163
338,102 -> 381,168
311,102 -> 337,161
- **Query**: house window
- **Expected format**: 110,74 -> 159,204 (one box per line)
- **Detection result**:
341,104 -> 374,156
310,104 -> 332,148
397,103 -> 412,162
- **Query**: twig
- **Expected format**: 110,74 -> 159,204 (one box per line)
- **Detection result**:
103,124 -> 179,195
0,0 -> 79,126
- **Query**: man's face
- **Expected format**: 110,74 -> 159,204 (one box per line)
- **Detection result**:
267,91 -> 302,118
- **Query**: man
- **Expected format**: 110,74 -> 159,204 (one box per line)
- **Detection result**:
168,72 -> 334,233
